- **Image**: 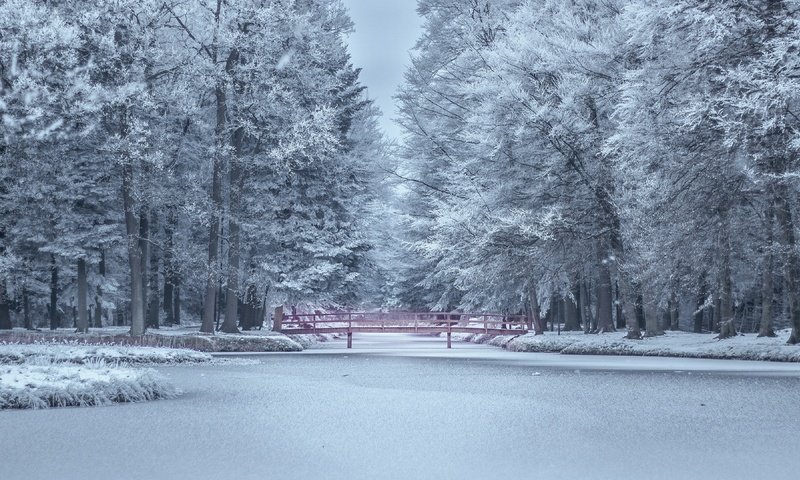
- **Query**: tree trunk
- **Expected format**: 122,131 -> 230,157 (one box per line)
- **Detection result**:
76,258 -> 89,333
0,280 -> 11,330
139,209 -> 150,332
94,249 -> 105,328
50,255 -> 59,330
615,280 -> 625,329
163,211 -> 175,325
694,274 -> 707,333
147,211 -> 160,329
596,241 -> 614,333
669,293 -> 679,331
564,288 -> 580,331
23,286 -> 32,330
717,231 -> 737,339
222,127 -> 245,334
529,287 -> 544,335
582,279 -> 594,333
123,148 -> 146,336
644,297 -> 662,337
774,185 -> 800,344
759,200 -> 776,337
634,292 -> 645,330
200,84 -> 227,334
174,283 -> 181,325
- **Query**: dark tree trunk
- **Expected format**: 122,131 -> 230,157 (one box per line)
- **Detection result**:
759,199 -> 776,337
669,293 -> 679,331
76,258 -> 89,333
163,211 -> 175,325
635,293 -> 645,330
615,280 -> 625,329
23,287 -> 32,330
694,274 -> 707,333
595,241 -> 614,333
123,150 -> 145,336
174,284 -> 181,325
139,209 -> 150,331
222,129 -> 244,334
201,83 -> 228,334
50,255 -> 59,330
774,185 -> 800,344
564,291 -> 578,332
0,280 -> 11,330
582,279 -> 594,333
147,211 -> 160,329
529,287 -> 544,335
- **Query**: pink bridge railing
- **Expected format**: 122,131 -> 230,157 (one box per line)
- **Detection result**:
273,311 -> 530,349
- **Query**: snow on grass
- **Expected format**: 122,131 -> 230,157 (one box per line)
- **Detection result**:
0,343 -> 212,366
0,361 -> 179,409
0,326 -> 304,352
461,329 -> 800,362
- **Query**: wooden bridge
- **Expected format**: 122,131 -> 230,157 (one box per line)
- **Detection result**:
273,310 -> 531,348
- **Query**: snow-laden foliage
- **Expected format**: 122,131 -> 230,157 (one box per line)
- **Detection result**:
393,0 -> 800,343
0,0 -> 387,333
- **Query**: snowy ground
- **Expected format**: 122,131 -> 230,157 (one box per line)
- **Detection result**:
3,334 -> 799,479
456,328 -> 800,362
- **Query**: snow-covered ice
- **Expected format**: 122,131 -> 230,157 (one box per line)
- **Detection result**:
3,334 -> 799,479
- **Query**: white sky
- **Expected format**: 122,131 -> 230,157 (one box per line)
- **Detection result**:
341,0 -> 422,141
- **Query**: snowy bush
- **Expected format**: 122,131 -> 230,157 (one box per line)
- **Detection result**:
0,363 -> 179,409
0,344 -> 212,366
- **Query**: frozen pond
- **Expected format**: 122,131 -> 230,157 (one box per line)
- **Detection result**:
3,333 -> 800,480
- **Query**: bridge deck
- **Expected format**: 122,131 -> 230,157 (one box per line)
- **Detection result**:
274,312 -> 530,348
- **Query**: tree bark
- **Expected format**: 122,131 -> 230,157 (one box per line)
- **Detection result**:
50,255 -> 59,330
123,149 -> 146,336
163,210 -> 175,325
200,84 -> 227,334
0,280 -> 11,330
528,286 -> 544,335
595,241 -> 614,333
774,185 -> 800,344
222,127 -> 245,334
669,293 -> 679,331
564,288 -> 580,331
147,211 -> 160,329
23,286 -> 32,330
643,296 -> 663,337
717,229 -> 737,339
139,209 -> 150,332
694,274 -> 707,333
76,258 -> 89,333
759,200 -> 776,337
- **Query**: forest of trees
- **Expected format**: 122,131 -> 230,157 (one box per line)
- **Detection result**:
0,0 -> 388,334
3,0 -> 800,346
391,0 -> 800,344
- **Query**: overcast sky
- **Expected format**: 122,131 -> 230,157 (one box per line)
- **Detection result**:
341,0 -> 422,140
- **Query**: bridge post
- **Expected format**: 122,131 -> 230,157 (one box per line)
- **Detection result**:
347,312 -> 352,349
272,305 -> 283,332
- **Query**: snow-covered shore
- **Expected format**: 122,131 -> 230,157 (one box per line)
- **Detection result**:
458,329 -> 800,362
0,326 -> 306,352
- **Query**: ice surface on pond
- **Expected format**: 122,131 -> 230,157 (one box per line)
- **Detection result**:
2,334 -> 799,480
